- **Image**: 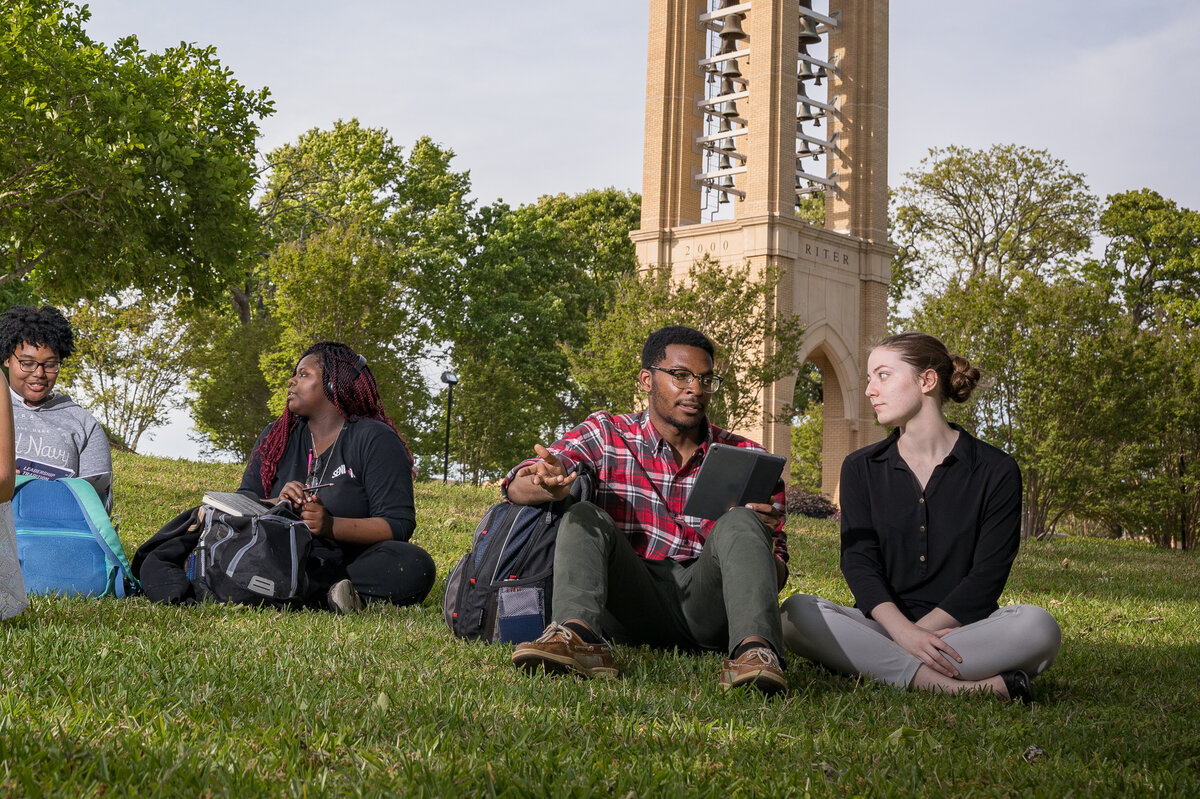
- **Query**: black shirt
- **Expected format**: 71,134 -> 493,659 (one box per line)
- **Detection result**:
839,425 -> 1022,625
239,417 -> 416,542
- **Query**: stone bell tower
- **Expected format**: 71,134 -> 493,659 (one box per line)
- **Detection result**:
631,0 -> 895,499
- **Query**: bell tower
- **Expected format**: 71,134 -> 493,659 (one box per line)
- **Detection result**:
631,0 -> 895,499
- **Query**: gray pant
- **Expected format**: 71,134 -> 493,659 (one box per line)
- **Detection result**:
553,502 -> 785,657
780,594 -> 1062,688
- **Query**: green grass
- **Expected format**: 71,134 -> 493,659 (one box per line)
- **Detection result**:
0,451 -> 1197,796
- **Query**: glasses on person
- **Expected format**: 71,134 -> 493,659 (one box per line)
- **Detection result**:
13,357 -> 61,374
647,366 -> 723,393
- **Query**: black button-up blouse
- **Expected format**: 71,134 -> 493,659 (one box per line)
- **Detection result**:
838,425 -> 1023,625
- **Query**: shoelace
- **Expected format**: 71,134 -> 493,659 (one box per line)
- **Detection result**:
535,622 -> 572,643
737,647 -> 779,667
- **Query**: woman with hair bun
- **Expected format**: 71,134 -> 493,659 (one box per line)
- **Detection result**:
781,332 -> 1061,702
238,341 -> 435,613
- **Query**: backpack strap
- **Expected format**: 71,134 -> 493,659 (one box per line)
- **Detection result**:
58,477 -> 142,597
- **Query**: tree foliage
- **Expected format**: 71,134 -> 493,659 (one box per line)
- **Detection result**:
568,256 -> 806,434
1081,190 -> 1200,549
186,306 -> 278,460
912,272 -> 1140,539
790,403 -> 822,494
437,189 -> 641,481
1096,188 -> 1200,328
188,121 -> 474,461
891,144 -> 1098,308
59,294 -> 193,452
896,148 -> 1200,547
260,223 -> 435,442
1,0 -> 272,300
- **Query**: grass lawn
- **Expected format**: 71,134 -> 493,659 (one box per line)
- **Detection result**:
0,451 -> 1197,797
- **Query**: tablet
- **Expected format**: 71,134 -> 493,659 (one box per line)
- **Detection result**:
682,443 -> 786,521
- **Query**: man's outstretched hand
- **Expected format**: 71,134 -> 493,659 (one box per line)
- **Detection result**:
511,444 -> 577,502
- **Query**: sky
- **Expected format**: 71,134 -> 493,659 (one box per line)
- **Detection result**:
78,0 -> 1200,461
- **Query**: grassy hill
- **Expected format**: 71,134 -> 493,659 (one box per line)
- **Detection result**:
0,451 -> 1196,797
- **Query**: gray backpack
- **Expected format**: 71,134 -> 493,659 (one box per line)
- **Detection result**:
188,503 -> 312,608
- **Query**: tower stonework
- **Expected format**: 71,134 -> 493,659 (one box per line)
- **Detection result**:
631,0 -> 894,500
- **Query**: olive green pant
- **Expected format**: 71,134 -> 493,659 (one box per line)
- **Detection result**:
551,501 -> 784,658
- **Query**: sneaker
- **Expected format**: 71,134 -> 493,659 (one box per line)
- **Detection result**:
720,646 -> 787,694
327,579 -> 364,614
512,622 -> 618,678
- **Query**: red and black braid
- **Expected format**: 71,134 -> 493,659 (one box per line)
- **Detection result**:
255,341 -> 408,494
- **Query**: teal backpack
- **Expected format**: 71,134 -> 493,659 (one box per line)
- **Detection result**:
13,476 -> 140,598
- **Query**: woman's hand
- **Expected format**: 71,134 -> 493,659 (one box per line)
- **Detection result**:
872,602 -> 963,678
299,494 -> 333,538
275,480 -> 308,509
891,624 -> 963,678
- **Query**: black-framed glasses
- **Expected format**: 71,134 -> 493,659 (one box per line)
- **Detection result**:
13,357 -> 61,374
648,366 -> 723,393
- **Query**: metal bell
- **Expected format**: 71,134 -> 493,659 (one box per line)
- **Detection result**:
721,13 -> 747,40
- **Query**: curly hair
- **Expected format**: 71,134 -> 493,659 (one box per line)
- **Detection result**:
641,325 -> 715,369
255,342 -> 409,494
0,305 -> 75,360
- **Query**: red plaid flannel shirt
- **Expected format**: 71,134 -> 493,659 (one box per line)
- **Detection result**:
502,410 -> 788,564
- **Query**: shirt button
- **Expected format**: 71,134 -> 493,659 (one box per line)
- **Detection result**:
919,555 -> 926,562
919,498 -> 925,504
919,525 -> 925,532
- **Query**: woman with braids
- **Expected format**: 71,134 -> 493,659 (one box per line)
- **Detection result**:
780,332 -> 1061,702
0,305 -> 112,510
238,342 -> 435,613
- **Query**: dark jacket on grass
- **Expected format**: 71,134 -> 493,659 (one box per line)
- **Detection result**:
131,507 -> 205,603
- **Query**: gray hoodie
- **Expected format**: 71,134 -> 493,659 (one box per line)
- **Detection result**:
11,388 -> 113,509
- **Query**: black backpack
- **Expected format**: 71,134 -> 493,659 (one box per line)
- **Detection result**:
444,466 -> 593,643
188,504 -> 313,609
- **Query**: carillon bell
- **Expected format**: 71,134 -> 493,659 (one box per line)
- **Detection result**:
798,0 -> 821,44
721,13 -> 747,40
797,102 -> 815,123
718,118 -> 735,152
798,59 -> 816,82
798,16 -> 821,44
719,55 -> 741,79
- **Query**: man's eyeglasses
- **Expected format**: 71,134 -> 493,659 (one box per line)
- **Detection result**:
13,357 -> 61,374
647,366 -> 723,393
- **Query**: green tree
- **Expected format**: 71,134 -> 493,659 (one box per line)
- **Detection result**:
568,256 -> 806,433
186,307 -> 277,460
60,294 -> 193,452
1,0 -> 272,300
790,402 -> 822,493
892,145 -> 1140,539
1096,188 -> 1200,328
1083,190 -> 1200,549
913,272 -> 1139,539
188,122 -> 474,460
891,144 -> 1098,311
260,223 -> 435,444
440,189 -> 641,481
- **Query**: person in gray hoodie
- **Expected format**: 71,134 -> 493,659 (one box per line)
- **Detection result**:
0,305 -> 112,511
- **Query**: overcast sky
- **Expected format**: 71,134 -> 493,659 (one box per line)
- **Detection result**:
79,0 -> 1200,460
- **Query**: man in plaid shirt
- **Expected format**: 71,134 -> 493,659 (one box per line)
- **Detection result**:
504,326 -> 789,693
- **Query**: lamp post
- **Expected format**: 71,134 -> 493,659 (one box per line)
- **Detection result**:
440,371 -> 458,484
